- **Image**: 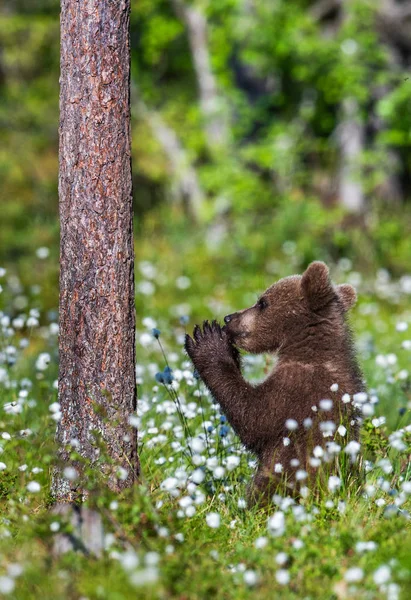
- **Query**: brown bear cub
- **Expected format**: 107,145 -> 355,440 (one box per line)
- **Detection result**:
185,261 -> 365,501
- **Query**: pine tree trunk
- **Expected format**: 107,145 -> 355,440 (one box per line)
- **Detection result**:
53,0 -> 138,502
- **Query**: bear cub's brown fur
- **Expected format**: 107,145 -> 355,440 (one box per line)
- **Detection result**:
185,261 -> 364,500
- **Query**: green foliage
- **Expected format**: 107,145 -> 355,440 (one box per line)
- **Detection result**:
1,1 -> 411,593
1,0 -> 411,284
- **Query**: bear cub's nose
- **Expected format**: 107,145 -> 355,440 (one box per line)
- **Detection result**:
224,314 -> 234,324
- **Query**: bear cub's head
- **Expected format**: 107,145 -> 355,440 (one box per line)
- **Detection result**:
223,261 -> 356,355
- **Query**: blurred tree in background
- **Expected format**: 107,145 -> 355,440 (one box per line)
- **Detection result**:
1,0 -> 411,313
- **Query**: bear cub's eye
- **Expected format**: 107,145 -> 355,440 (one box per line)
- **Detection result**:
257,298 -> 268,309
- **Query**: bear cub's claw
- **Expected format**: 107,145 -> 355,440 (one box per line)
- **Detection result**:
185,320 -> 241,371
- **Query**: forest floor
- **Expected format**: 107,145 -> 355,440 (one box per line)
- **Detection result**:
0,250 -> 411,599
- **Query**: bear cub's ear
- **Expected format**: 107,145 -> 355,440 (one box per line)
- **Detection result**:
337,284 -> 357,311
301,261 -> 334,311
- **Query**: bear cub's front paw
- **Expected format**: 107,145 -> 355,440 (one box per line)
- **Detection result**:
185,320 -> 240,370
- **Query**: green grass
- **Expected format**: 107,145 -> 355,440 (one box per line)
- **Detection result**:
0,248 -> 410,599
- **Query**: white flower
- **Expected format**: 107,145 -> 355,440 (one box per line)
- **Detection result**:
313,446 -> 324,458
275,569 -> 290,585
63,467 -> 78,480
129,415 -> 139,428
373,565 -> 391,585
328,476 -> 341,492
344,567 -> 364,582
36,353 -> 51,371
372,416 -> 386,428
142,317 -> 157,329
129,568 -> 159,587
206,512 -> 220,528
275,552 -> 288,566
320,421 -> 336,436
139,332 -> 154,348
267,511 -> 285,537
176,276 -> 191,290
285,419 -> 298,431
0,577 -> 15,595
344,441 -> 361,457
377,459 -> 393,474
237,498 -> 247,509
145,552 -> 160,567
0,462 -> 6,471
121,550 -> 139,571
139,261 -> 157,280
327,442 -> 341,454
7,564 -> 23,578
254,536 -> 268,549
342,394 -> 351,404
27,481 -> 41,493
50,522 -> 60,532
355,541 -> 377,553
274,463 -> 283,473
330,383 -> 339,392
337,425 -> 347,436
137,281 -> 155,296
341,39 -> 358,55
365,484 -> 376,497
117,467 -> 128,481
49,323 -> 59,335
225,455 -> 240,471
12,317 -> 25,329
160,477 -> 179,495
191,437 -> 205,454
362,403 -> 374,417
396,321 -> 408,332
402,481 -> 411,494
243,570 -> 259,586
376,355 -> 388,368
319,399 -> 333,411
36,246 -> 50,259
386,354 -> 397,365
191,469 -> 205,484
295,470 -> 307,481
178,496 -> 192,509
26,316 -> 39,327
213,466 -> 225,479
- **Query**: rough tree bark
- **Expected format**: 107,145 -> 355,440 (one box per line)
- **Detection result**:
53,0 -> 138,503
